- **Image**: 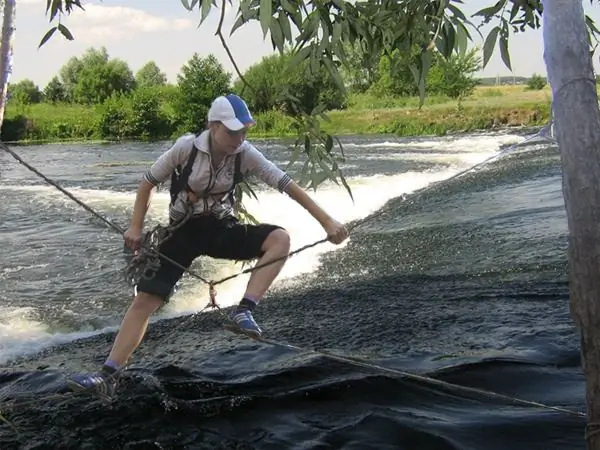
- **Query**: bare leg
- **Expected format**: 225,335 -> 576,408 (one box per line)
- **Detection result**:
106,292 -> 163,367
243,229 -> 291,302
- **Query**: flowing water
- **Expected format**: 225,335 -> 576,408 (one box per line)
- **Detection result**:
0,129 -> 584,449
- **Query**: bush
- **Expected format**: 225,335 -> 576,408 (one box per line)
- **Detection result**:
526,74 -> 547,91
96,89 -> 172,141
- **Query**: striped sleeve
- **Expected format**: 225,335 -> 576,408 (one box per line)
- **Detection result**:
241,142 -> 293,193
143,134 -> 195,185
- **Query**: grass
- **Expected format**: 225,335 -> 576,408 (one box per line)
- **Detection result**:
317,85 -> 552,136
1,84 -> 554,143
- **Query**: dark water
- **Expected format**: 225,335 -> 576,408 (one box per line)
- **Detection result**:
0,130 -> 586,449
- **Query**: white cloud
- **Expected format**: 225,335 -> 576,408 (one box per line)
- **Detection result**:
56,4 -> 194,42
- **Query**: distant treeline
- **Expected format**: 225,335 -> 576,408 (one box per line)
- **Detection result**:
2,44 -> 551,142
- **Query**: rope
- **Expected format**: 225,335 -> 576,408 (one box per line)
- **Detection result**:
2,127 -> 581,421
255,336 -> 585,418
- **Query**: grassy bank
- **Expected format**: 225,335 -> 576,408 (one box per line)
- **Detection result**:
1,85 -> 552,144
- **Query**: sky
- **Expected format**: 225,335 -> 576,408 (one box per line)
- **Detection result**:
10,0 -> 600,89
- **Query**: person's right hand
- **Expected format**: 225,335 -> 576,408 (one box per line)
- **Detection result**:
123,226 -> 143,251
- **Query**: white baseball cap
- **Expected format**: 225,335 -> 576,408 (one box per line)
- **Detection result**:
207,94 -> 256,131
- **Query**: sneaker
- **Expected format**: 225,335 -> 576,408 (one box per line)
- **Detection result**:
67,372 -> 117,399
226,309 -> 263,339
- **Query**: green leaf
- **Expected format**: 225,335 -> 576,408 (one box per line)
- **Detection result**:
332,21 -> 342,45
231,8 -> 258,35
317,157 -> 336,182
338,170 -> 354,202
278,11 -> 292,43
334,135 -> 345,158
296,12 -> 320,44
499,34 -> 512,71
325,135 -> 334,153
483,26 -> 500,68
304,134 -> 311,154
57,23 -> 74,40
280,0 -> 296,15
448,4 -> 466,20
417,50 -> 433,107
310,47 -> 320,76
586,15 -> 600,35
509,1 -> 520,22
436,21 -> 455,59
240,0 -> 252,20
259,0 -> 272,38
331,0 -> 345,10
444,22 -> 456,58
270,20 -> 284,52
289,45 -> 312,68
323,56 -> 345,92
48,0 -> 61,22
310,167 -> 330,190
181,0 -> 191,10
286,143 -> 303,171
299,159 -> 311,187
200,0 -> 212,25
455,21 -> 468,55
473,0 -> 507,18
38,26 -> 58,48
231,14 -> 246,35
318,19 -> 331,54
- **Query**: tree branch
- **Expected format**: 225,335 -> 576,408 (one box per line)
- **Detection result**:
215,0 -> 255,94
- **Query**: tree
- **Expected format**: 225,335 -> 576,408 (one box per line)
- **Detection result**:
339,41 -> 381,94
542,1 -> 600,447
427,49 -> 482,99
135,61 -> 167,89
44,76 -> 67,103
8,79 -> 42,104
233,52 -> 347,115
58,47 -> 136,104
526,73 -> 548,90
173,53 -> 231,133
0,0 -> 15,129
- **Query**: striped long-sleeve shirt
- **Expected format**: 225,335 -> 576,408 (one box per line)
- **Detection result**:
144,130 -> 293,221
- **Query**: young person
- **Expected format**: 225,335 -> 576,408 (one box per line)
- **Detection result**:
67,94 -> 349,398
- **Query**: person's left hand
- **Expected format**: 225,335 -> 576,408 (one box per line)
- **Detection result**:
323,218 -> 349,245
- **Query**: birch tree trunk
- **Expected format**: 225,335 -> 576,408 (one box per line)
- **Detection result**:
542,0 -> 600,446
0,0 -> 15,131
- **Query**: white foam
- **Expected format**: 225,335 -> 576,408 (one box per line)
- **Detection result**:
340,132 -> 525,153
0,306 -> 117,365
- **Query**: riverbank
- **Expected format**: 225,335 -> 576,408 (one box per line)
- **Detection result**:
1,85 -> 552,144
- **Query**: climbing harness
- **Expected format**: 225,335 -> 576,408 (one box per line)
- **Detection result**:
2,125 -> 585,421
124,204 -> 195,288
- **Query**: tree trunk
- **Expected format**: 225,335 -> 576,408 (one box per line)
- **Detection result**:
542,0 -> 600,447
0,0 -> 15,131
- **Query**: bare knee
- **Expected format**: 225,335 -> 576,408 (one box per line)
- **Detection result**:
262,228 -> 291,255
130,291 -> 163,315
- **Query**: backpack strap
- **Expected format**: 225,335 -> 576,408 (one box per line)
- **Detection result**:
169,143 -> 199,207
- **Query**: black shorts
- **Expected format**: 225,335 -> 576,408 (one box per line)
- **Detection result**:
136,215 -> 283,301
